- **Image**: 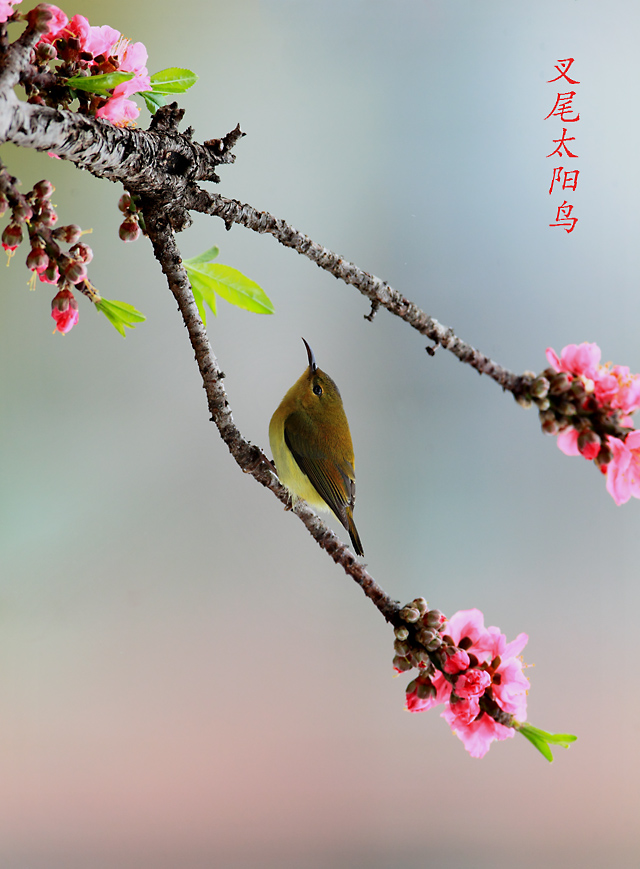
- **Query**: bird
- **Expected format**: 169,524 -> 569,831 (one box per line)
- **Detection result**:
269,338 -> 364,556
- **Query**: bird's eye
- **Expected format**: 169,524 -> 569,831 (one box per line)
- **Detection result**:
313,383 -> 323,396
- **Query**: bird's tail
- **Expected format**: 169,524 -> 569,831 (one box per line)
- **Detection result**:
346,509 -> 364,557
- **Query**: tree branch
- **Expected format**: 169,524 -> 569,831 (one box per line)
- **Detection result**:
140,198 -> 402,626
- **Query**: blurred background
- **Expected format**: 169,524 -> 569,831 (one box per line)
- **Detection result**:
1,1 -> 639,866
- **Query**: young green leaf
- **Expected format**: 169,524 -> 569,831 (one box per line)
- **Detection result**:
189,263 -> 274,315
187,270 -> 217,326
66,71 -> 134,96
141,91 -> 167,114
184,252 -> 273,319
149,68 -> 199,94
95,298 -> 146,337
183,246 -> 219,266
518,723 -> 577,762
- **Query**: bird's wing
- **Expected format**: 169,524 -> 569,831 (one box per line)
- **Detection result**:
284,411 -> 355,527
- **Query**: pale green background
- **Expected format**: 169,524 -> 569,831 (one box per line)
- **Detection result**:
1,1 -> 639,867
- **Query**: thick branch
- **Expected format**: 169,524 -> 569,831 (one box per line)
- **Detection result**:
140,199 -> 401,625
0,97 -> 236,186
188,190 -> 528,395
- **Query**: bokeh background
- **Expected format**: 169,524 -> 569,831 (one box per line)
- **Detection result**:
1,1 -> 639,866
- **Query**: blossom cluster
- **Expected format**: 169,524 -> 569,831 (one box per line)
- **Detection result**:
30,4 -> 151,125
394,601 -> 529,758
0,168 -> 94,333
532,343 -> 640,506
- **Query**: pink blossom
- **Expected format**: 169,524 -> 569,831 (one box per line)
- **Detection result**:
0,0 -> 21,25
447,694 -> 481,727
556,427 -> 580,456
84,24 -> 121,58
455,668 -> 491,699
492,657 -> 530,719
64,14 -> 91,49
96,93 -> 140,125
51,288 -> 79,334
606,431 -> 640,505
89,30 -> 151,125
405,675 -> 448,713
442,647 -> 470,675
112,40 -> 151,97
444,608 -> 503,665
596,365 -> 640,416
546,342 -> 601,380
441,706 -> 516,758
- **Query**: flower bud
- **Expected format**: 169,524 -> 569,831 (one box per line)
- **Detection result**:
416,679 -> 437,701
27,4 -> 54,34
417,628 -> 436,646
39,202 -> 58,227
515,394 -> 532,409
2,222 -> 23,251
570,379 -> 586,399
424,609 -> 445,629
557,400 -> 576,416
118,192 -> 133,213
413,650 -> 433,668
394,626 -> 409,642
426,637 -> 442,651
399,606 -> 420,624
53,224 -> 82,245
40,262 -> 60,284
26,248 -> 49,272
119,217 -> 141,242
549,372 -> 573,395
406,678 -> 418,695
412,597 -> 428,615
36,42 -> 57,63
12,201 -> 33,222
535,397 -> 550,411
594,444 -> 612,470
392,655 -> 413,673
51,288 -> 79,334
393,639 -> 410,657
69,242 -> 93,263
577,430 -> 601,461
541,417 -> 559,435
62,258 -> 87,283
33,180 -> 55,200
539,408 -> 555,424
0,193 -> 8,216
531,376 -> 550,399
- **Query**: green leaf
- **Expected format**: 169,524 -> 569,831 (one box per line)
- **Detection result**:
187,270 -> 217,325
518,723 -> 577,763
95,298 -> 146,337
149,68 -> 199,94
183,246 -> 219,266
66,71 -> 134,96
185,262 -> 274,315
141,91 -> 167,114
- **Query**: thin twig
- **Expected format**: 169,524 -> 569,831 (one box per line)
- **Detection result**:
189,190 -> 529,396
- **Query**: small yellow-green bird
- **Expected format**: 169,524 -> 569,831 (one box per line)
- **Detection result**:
269,339 -> 364,556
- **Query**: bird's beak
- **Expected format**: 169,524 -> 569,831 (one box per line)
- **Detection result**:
302,337 -> 317,372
